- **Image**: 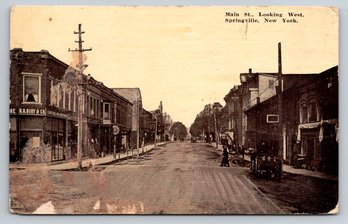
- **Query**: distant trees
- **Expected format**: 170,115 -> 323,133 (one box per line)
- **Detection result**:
190,103 -> 223,141
189,114 -> 205,138
190,110 -> 215,138
170,122 -> 187,141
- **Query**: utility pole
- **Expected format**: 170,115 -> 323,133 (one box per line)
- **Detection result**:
136,100 -> 140,158
213,108 -> 218,149
69,24 -> 92,169
154,115 -> 158,148
208,104 -> 211,143
278,42 -> 283,159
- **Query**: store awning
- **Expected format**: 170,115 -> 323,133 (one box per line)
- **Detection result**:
297,119 -> 338,143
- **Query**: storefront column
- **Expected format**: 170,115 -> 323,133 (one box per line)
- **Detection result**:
65,119 -> 69,160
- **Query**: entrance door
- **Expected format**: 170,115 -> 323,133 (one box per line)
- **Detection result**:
52,133 -> 65,161
301,134 -> 320,170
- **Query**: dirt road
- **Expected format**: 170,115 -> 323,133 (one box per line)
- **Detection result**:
10,142 -> 287,214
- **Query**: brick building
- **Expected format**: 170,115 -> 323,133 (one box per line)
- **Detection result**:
9,49 -> 132,163
242,66 -> 338,173
223,85 -> 243,146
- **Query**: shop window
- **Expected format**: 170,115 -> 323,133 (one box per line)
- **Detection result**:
103,103 -> 110,119
23,73 -> 41,103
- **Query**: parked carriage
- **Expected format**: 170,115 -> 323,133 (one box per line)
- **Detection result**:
250,142 -> 283,181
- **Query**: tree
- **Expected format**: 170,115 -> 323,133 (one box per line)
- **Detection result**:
170,122 -> 188,141
190,115 -> 204,137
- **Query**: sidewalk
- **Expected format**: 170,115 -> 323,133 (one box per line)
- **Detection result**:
9,142 -> 168,171
208,143 -> 338,181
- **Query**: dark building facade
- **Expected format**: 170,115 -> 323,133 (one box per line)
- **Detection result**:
112,88 -> 142,150
141,108 -> 156,145
296,66 -> 338,173
239,68 -> 317,152
243,66 -> 338,173
9,49 -> 132,163
223,85 -> 243,146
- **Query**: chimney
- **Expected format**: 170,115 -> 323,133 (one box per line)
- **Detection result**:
249,68 -> 252,74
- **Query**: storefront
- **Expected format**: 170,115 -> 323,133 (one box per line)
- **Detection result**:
9,106 -> 75,163
296,119 -> 338,172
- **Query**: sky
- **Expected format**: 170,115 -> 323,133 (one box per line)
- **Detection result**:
10,6 -> 338,127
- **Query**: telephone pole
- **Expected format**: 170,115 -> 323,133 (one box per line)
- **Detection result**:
278,42 -> 283,159
213,109 -> 218,149
154,115 -> 158,148
208,104 -> 211,143
69,24 -> 92,169
136,99 -> 140,158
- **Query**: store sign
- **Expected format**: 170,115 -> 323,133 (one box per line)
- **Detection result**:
112,125 -> 120,135
267,114 -> 279,123
47,110 -> 68,119
10,107 -> 46,115
103,119 -> 112,125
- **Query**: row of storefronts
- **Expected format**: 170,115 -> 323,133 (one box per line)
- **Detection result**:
9,48 -> 171,163
220,66 -> 338,174
192,65 -> 338,174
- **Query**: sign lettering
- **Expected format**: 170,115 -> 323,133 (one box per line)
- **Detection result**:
10,107 -> 46,115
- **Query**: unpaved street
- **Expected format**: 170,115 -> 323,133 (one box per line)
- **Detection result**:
10,142 -> 286,214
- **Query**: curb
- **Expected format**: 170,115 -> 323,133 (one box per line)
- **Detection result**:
10,142 -> 169,172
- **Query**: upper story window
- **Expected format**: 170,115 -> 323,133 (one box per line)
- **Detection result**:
103,102 -> 110,119
308,98 -> 318,122
23,73 -> 41,104
90,97 -> 94,116
301,101 -> 308,123
300,98 -> 319,123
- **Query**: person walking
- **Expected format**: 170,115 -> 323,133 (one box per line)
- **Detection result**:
241,145 -> 245,158
220,146 -> 230,167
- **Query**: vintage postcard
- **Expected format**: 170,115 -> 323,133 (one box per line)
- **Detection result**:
9,6 -> 338,214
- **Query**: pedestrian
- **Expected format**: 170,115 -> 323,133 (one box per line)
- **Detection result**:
237,144 -> 241,157
221,135 -> 228,147
220,146 -> 230,167
241,145 -> 245,158
250,148 -> 257,170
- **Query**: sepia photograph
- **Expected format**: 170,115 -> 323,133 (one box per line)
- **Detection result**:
8,5 -> 338,215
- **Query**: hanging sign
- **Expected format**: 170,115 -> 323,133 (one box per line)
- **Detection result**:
112,125 -> 120,135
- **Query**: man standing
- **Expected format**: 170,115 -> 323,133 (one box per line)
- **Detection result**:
220,146 -> 230,167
